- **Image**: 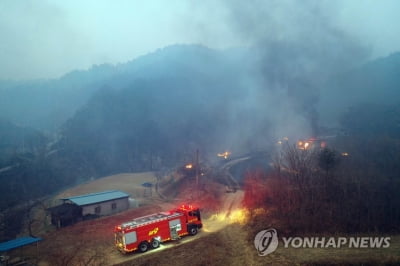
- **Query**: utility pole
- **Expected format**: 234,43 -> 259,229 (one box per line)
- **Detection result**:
195,149 -> 199,198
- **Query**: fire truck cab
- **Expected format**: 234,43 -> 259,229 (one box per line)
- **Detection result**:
114,204 -> 202,253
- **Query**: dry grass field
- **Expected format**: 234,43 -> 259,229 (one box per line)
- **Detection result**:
28,171 -> 235,265
116,226 -> 400,266
55,172 -> 158,203
13,171 -> 400,265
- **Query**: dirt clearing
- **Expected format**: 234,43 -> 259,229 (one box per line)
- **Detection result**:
55,172 -> 157,201
21,170 -> 400,265
29,171 -> 240,265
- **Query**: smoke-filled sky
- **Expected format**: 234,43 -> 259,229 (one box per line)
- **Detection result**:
0,0 -> 399,80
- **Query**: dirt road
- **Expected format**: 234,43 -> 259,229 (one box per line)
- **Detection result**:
109,189 -> 245,265
33,171 -> 247,265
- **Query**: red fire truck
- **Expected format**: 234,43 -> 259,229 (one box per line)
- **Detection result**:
114,204 -> 202,253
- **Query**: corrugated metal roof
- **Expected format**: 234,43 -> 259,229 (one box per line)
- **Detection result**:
62,190 -> 129,206
0,237 -> 42,252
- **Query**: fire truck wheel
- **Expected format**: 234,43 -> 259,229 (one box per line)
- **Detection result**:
151,239 -> 160,249
189,226 -> 198,236
139,241 -> 149,252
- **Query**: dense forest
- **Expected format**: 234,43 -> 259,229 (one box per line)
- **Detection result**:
1,45 -> 400,240
244,103 -> 400,233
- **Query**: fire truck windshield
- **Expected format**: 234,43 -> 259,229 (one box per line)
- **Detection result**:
189,209 -> 201,221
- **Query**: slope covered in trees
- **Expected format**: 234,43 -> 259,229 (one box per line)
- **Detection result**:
318,52 -> 400,125
1,45 -> 400,240
244,102 -> 400,234
0,45 -> 235,132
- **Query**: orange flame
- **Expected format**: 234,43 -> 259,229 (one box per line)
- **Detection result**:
217,151 -> 231,159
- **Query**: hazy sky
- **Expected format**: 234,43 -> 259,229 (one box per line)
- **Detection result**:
0,0 -> 399,80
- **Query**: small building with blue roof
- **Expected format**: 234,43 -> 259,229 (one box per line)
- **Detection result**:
48,190 -> 130,228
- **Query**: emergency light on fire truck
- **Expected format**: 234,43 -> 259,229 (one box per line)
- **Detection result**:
114,204 -> 202,253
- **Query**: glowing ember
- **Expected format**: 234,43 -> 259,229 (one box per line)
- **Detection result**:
297,139 -> 314,150
304,142 -> 310,149
341,152 -> 349,156
252,208 -> 267,216
277,137 -> 289,145
217,151 -> 231,159
185,164 -> 193,169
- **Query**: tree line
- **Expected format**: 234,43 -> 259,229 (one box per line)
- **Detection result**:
243,103 -> 400,233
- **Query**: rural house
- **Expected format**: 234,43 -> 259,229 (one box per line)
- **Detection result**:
48,190 -> 130,228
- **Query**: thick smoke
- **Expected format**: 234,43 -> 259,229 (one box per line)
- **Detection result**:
191,0 -> 370,155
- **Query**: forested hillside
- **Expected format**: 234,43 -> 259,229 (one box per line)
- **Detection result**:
1,45 -> 400,240
0,45 -> 231,132
318,52 -> 400,125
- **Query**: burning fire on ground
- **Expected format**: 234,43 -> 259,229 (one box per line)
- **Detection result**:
217,151 -> 231,159
202,207 -> 267,232
297,137 -> 327,150
207,208 -> 249,226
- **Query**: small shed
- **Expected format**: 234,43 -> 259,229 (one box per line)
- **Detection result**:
0,237 -> 42,265
61,190 -> 130,217
48,190 -> 130,228
0,237 -> 42,253
47,203 -> 82,228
